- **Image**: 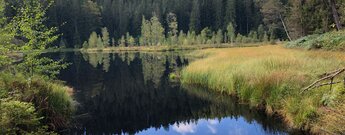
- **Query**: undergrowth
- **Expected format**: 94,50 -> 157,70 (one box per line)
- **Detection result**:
285,30 -> 345,51
0,72 -> 74,134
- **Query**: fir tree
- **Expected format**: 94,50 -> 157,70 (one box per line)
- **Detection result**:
216,29 -> 223,45
101,27 -> 110,47
88,32 -> 98,48
97,35 -> 104,48
227,23 -> 235,44
257,24 -> 265,42
119,35 -> 126,47
150,14 -> 165,45
189,0 -> 201,32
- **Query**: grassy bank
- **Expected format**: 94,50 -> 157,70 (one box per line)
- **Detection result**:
285,30 -> 345,51
181,45 -> 345,134
0,73 -> 74,134
44,43 -> 262,53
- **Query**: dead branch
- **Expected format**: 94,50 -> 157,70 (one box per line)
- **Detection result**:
301,68 -> 345,93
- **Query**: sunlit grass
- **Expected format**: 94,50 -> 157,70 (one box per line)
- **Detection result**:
181,45 -> 345,133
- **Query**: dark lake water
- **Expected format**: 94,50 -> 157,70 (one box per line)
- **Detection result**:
52,52 -> 295,135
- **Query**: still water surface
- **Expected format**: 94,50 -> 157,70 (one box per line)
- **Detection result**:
53,52 -> 292,135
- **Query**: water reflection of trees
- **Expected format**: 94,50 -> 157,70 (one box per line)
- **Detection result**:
56,52 -> 289,135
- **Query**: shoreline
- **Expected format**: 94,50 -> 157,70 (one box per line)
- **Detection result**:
43,43 -> 265,53
180,45 -> 345,134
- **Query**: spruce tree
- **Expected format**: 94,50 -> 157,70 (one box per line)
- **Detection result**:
216,29 -> 223,45
178,31 -> 186,45
119,35 -> 126,47
225,0 -> 236,29
126,32 -> 135,46
227,23 -> 235,44
97,35 -> 104,48
88,32 -> 98,48
150,14 -> 164,45
101,27 -> 110,47
167,12 -> 178,45
200,27 -> 210,44
140,16 -> 151,46
189,0 -> 201,33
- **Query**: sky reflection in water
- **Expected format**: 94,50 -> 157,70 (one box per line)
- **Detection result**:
139,117 -> 286,135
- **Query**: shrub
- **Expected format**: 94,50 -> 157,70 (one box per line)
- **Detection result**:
285,30 -> 345,51
0,100 -> 41,134
0,72 -> 74,132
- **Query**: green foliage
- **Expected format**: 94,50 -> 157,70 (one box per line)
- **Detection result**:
97,35 -> 104,48
19,56 -> 69,78
140,16 -> 151,46
235,33 -> 243,43
82,41 -> 89,49
139,14 -> 165,46
0,100 -> 42,134
88,32 -> 98,48
101,27 -> 110,47
0,73 -> 74,131
9,0 -> 58,50
189,0 -> 201,32
4,0 -> 68,78
126,32 -> 135,46
200,27 -> 211,44
150,14 -> 165,45
248,30 -> 258,43
0,0 -> 5,26
59,38 -> 67,49
263,31 -> 269,42
178,31 -> 186,45
167,12 -> 178,45
285,30 -> 345,51
215,29 -> 223,45
227,23 -> 235,44
257,24 -> 265,42
119,35 -> 126,47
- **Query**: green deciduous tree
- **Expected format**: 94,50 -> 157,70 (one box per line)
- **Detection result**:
9,0 -> 67,78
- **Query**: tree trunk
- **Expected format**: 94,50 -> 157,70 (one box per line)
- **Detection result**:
279,13 -> 292,41
328,0 -> 343,30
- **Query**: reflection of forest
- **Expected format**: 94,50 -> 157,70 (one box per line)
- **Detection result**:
55,52 -> 289,135
81,52 -> 188,87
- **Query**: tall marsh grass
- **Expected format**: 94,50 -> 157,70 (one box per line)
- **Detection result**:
181,45 -> 345,133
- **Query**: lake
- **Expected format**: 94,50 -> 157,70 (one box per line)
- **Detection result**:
52,52 -> 296,135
